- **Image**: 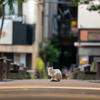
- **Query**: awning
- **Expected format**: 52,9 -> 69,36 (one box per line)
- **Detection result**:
80,42 -> 100,46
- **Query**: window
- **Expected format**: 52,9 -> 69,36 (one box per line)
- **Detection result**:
4,2 -> 22,16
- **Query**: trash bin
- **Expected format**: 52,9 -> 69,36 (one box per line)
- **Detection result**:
97,61 -> 100,80
0,58 -> 4,81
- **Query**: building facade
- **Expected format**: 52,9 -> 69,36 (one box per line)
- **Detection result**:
43,0 -> 78,69
0,0 -> 80,73
0,0 -> 44,74
77,1 -> 100,71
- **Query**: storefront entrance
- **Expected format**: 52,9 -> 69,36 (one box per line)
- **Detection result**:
59,45 -> 76,70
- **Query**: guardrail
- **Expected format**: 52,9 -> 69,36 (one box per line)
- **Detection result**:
5,59 -> 12,79
0,58 -> 20,81
0,58 -> 4,81
97,61 -> 100,80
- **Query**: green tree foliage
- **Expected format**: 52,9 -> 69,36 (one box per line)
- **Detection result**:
0,0 -> 25,38
70,0 -> 100,12
40,37 -> 61,68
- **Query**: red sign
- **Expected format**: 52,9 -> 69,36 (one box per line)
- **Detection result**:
92,34 -> 99,38
1,32 -> 5,36
1,32 -> 5,37
88,32 -> 100,41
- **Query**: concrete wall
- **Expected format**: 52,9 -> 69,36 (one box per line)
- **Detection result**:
9,70 -> 26,79
77,71 -> 96,80
23,0 -> 38,24
43,0 -> 58,41
49,0 -> 58,37
78,1 -> 100,28
35,4 -> 44,57
78,47 -> 100,56
23,0 -> 44,70
0,19 -> 12,44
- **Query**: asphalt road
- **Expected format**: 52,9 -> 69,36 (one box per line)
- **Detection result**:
0,79 -> 100,100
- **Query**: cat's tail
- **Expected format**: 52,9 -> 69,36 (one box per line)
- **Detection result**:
55,73 -> 62,81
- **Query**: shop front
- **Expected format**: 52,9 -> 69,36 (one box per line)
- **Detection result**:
78,29 -> 100,71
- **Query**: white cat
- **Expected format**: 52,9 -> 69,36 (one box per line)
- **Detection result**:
47,66 -> 62,82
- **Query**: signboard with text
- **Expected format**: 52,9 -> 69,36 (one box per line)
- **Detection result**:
88,32 -> 100,41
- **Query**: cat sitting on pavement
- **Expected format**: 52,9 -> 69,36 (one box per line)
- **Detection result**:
47,66 -> 62,82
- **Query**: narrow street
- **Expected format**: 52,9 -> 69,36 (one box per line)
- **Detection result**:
0,79 -> 100,100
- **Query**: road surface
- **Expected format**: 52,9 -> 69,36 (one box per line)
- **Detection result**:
0,79 -> 100,100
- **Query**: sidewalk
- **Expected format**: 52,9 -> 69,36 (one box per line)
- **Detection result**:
85,80 -> 100,83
